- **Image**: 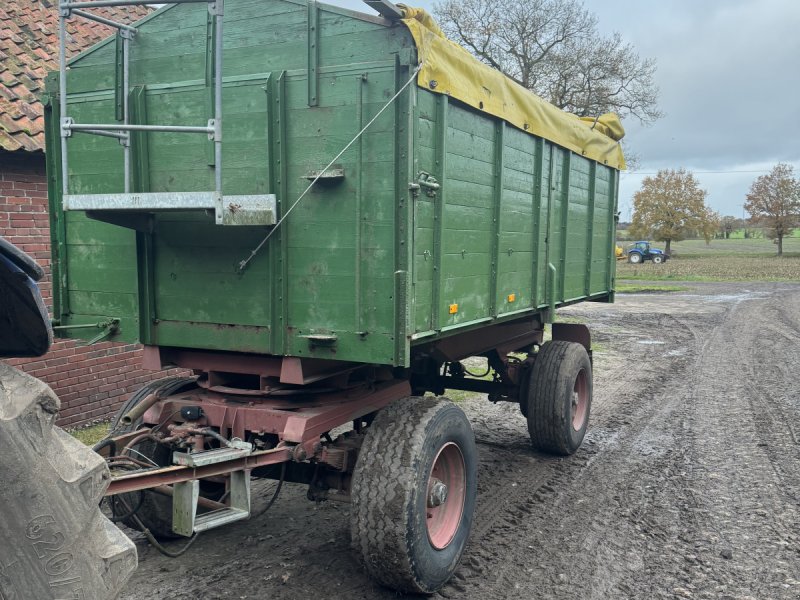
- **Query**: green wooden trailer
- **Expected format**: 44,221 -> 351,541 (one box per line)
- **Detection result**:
45,0 -> 622,593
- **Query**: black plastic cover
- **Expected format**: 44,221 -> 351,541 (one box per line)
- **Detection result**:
0,238 -> 53,358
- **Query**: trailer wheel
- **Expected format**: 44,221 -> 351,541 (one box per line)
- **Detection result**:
350,396 -> 477,594
0,365 -> 137,600
526,341 -> 592,455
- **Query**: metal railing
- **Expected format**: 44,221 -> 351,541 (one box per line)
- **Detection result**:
57,0 -> 225,198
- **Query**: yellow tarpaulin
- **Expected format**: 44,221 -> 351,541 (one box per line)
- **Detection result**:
398,6 -> 627,170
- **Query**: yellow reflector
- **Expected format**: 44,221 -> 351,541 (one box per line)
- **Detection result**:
449,303 -> 458,314
507,293 -> 516,302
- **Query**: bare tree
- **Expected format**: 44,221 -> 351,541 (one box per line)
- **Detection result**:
745,163 -> 800,256
434,0 -> 662,125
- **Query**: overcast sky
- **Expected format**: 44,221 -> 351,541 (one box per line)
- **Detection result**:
329,0 -> 800,219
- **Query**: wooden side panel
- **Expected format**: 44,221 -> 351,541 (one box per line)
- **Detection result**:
52,0 -> 413,363
282,67 -> 398,365
410,88 -> 617,341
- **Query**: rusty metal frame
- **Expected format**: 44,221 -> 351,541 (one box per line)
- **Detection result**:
105,379 -> 410,496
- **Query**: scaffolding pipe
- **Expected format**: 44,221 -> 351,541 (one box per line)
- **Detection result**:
71,8 -> 138,32
72,129 -> 130,141
57,0 -> 222,200
66,123 -> 214,134
213,0 -> 224,195
123,32 -> 131,193
58,9 -> 69,197
62,0 -> 211,8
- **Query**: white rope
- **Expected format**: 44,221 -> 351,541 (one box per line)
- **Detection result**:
237,64 -> 423,273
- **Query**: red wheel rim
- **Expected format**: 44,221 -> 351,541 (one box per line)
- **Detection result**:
572,368 -> 589,431
426,442 -> 466,550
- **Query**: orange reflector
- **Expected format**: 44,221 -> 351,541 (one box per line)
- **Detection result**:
449,303 -> 458,314
507,293 -> 516,302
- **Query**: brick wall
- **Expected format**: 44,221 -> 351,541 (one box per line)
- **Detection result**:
1,150 -> 181,428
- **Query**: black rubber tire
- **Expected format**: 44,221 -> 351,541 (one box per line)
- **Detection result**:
350,396 -> 477,594
652,255 -> 664,264
526,341 -> 593,456
628,252 -> 642,264
0,364 -> 137,600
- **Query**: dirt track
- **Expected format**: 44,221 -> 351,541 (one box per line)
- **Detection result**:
121,281 -> 800,599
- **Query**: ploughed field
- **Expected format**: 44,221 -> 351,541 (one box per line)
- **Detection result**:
121,281 -> 800,599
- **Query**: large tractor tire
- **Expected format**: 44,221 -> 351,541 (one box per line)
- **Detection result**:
350,396 -> 477,594
0,364 -> 137,600
525,341 -> 592,456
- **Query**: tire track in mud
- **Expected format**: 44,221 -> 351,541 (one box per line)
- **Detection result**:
726,292 -> 800,506
121,283 -> 800,600
440,310 -> 704,599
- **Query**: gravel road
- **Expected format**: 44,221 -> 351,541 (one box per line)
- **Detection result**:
121,281 -> 800,600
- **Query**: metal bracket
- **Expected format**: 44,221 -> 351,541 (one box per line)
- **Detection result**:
172,469 -> 250,537
209,0 -> 224,16
208,118 -> 221,142
60,116 -> 73,138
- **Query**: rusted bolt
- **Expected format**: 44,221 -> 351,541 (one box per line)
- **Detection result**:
429,79 -> 438,89
428,479 -> 448,508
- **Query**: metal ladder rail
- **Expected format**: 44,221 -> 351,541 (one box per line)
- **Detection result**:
57,0 -> 224,200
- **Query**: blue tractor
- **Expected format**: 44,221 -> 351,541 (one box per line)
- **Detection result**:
627,241 -> 669,264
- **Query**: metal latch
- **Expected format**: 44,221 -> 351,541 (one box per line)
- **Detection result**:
410,171 -> 440,198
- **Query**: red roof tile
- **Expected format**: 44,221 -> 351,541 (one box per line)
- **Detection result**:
0,0 -> 152,153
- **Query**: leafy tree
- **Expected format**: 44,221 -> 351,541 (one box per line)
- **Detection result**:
629,169 -> 714,254
433,0 -> 662,125
699,210 -> 721,245
744,163 -> 800,256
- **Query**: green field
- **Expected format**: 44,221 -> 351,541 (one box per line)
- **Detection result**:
617,237 -> 800,282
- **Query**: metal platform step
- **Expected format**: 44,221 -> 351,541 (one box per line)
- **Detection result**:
64,192 -> 276,227
172,453 -> 252,536
193,507 -> 250,532
172,443 -> 253,467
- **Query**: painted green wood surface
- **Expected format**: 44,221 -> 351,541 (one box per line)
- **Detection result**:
47,0 -> 618,367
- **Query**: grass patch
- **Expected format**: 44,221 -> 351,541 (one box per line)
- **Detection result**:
68,422 -> 109,446
616,283 -> 689,293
